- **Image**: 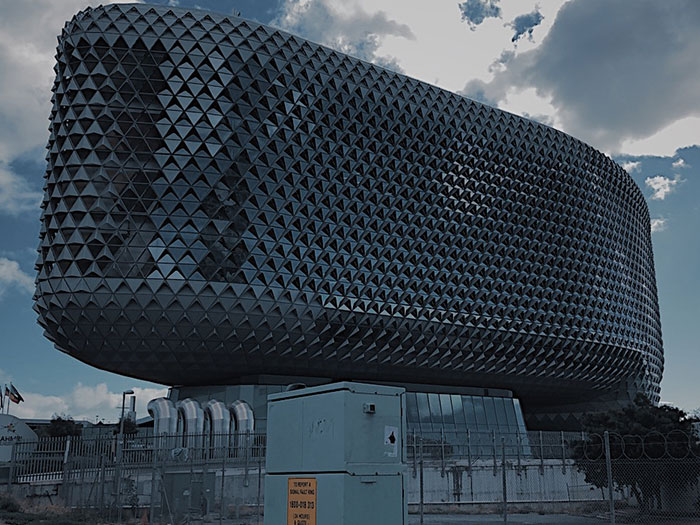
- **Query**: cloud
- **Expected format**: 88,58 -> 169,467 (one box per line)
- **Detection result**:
621,161 -> 642,173
0,164 -> 42,215
458,0 -> 501,29
0,0 -> 134,216
650,218 -> 667,233
9,382 -> 168,422
462,0 -> 700,154
672,158 -> 689,169
0,257 -> 34,297
273,0 -> 414,69
645,174 -> 683,200
508,8 -> 544,43
620,116 -> 700,157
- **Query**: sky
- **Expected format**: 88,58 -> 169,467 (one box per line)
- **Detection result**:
0,0 -> 697,422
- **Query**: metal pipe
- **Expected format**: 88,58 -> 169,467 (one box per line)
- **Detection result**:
229,400 -> 254,433
204,400 -> 230,459
176,398 -> 204,450
147,398 -> 177,439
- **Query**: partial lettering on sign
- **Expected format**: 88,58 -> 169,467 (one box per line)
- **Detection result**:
287,477 -> 317,525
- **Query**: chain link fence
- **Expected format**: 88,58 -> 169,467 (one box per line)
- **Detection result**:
4,429 -> 700,523
5,431 -> 266,524
408,429 -> 700,524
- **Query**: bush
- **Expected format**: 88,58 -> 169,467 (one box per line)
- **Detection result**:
0,495 -> 21,512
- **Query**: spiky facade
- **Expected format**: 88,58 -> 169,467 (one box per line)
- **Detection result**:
35,4 -> 662,423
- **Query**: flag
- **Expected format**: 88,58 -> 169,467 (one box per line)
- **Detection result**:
8,383 -> 23,404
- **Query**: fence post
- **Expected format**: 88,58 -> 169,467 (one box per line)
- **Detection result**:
560,431 -> 567,474
539,430 -> 544,475
188,445 -> 194,523
6,441 -> 16,495
466,430 -> 472,477
62,436 -> 72,503
219,444 -> 226,525
501,437 -> 507,525
244,430 -> 250,487
440,428 -> 446,478
492,430 -> 497,476
467,430 -> 473,501
419,434 -> 424,525
516,431 -> 521,475
150,435 -> 158,525
116,434 -> 124,523
99,454 -> 106,517
412,429 -> 417,479
256,454 -> 262,524
604,431 -> 615,525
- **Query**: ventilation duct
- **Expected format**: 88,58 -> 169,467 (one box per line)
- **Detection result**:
176,398 -> 204,449
203,399 -> 230,455
147,398 -> 177,437
229,400 -> 254,433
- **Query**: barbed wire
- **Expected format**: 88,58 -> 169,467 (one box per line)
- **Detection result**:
573,431 -> 700,461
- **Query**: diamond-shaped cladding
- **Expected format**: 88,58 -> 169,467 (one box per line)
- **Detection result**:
34,4 -> 662,410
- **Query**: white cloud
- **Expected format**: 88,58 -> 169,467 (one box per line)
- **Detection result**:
273,0 -> 415,70
497,87 -> 560,128
0,164 -> 42,215
619,116 -> 700,157
9,382 -> 168,422
0,257 -> 34,297
650,218 -> 667,233
621,161 -> 642,173
358,0 -> 565,93
0,0 -> 135,215
672,158 -> 689,169
645,174 -> 683,200
461,1 -> 700,155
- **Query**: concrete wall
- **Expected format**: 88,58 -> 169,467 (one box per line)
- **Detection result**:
406,459 -> 607,504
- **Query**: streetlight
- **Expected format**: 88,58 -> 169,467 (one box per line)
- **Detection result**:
116,389 -> 134,522
119,389 -> 135,441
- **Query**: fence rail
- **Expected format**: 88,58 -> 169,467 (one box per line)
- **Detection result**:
4,429 -> 700,524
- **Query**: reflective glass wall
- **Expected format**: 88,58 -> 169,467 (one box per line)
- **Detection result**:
405,392 -> 530,456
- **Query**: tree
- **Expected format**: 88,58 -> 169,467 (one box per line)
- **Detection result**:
41,415 -> 82,437
571,394 -> 700,514
113,417 -> 138,435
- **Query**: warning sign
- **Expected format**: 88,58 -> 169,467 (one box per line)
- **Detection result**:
287,477 -> 317,525
384,425 -> 398,457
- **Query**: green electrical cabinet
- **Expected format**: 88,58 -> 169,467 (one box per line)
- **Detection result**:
264,382 -> 407,524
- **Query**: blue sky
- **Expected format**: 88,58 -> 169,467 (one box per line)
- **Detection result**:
0,0 -> 697,421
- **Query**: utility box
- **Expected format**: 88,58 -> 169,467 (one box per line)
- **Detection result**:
264,382 -> 407,525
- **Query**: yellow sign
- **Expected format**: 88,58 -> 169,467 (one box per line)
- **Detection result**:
287,477 -> 317,525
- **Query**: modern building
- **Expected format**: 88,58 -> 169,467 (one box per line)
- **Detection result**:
35,3 -> 663,431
